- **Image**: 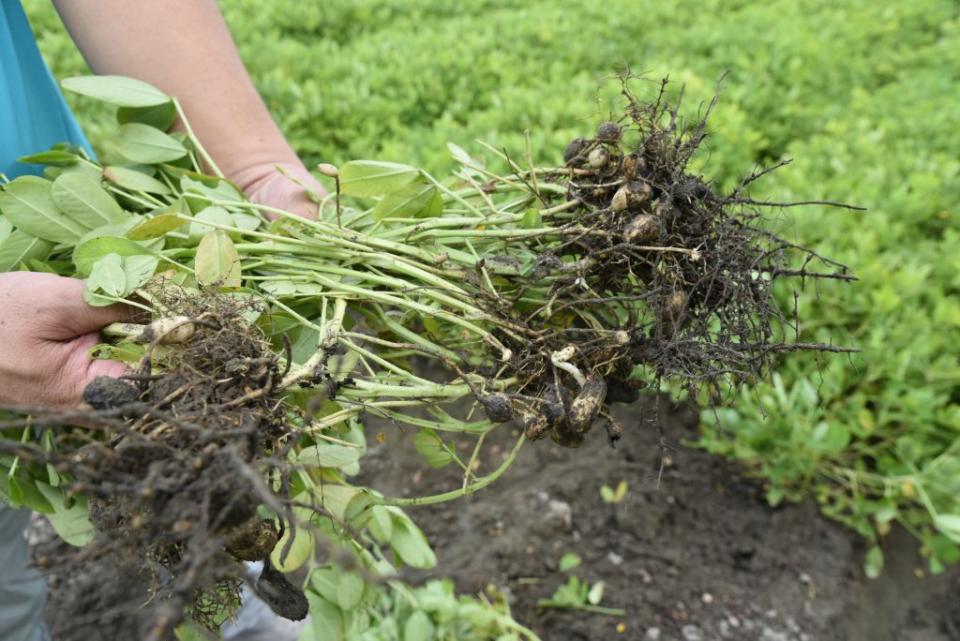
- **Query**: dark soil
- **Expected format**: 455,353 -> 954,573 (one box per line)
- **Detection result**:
363,397 -> 960,641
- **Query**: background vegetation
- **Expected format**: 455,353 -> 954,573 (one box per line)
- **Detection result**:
24,0 -> 960,573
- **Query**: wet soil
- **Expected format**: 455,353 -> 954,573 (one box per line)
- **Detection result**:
363,397 -> 960,641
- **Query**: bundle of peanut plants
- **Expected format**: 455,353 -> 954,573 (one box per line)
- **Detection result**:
0,75 -> 854,640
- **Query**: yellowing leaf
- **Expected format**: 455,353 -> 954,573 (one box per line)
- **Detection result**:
126,213 -> 187,240
195,230 -> 241,288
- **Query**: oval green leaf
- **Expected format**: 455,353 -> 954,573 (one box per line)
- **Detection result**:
61,75 -> 171,107
103,166 -> 172,195
412,429 -> 453,468
372,182 -> 440,220
0,230 -> 53,272
17,150 -> 80,167
339,160 -> 419,197
52,172 -> 127,229
117,101 -> 177,130
934,514 -> 960,544
386,506 -> 437,569
74,235 -> 154,276
0,176 -> 88,244
296,443 -> 362,471
117,123 -> 188,164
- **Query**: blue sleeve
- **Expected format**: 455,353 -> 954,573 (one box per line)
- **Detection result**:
0,1 -> 93,180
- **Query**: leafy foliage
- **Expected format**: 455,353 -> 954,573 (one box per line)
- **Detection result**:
20,0 -> 960,595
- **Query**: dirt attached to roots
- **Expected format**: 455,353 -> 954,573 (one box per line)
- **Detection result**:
363,397 -> 960,641
24,290 -> 309,640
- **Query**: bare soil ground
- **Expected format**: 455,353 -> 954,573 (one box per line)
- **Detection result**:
365,397 -> 960,641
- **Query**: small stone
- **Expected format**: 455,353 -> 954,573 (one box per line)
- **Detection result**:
644,627 -> 662,641
727,615 -> 741,628
545,499 -> 573,530
608,551 -> 624,566
681,624 -> 705,641
701,592 -> 714,604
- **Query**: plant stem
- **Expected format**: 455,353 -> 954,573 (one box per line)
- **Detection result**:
380,433 -> 525,506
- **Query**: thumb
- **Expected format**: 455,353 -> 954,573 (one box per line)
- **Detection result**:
53,333 -> 131,410
34,275 -> 138,339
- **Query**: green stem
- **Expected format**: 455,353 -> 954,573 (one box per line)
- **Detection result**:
379,433 -> 525,506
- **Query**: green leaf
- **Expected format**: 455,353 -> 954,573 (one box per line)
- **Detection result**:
117,101 -> 177,130
116,123 -> 188,164
74,235 -> 154,276
310,484 -> 362,521
126,213 -> 187,240
521,207 -> 541,229
336,570 -> 365,611
558,552 -> 582,572
339,160 -> 420,197
35,483 -> 93,547
343,490 -> 373,526
103,166 -> 172,195
368,505 -> 394,543
231,213 -> 262,233
0,230 -> 53,272
195,230 -> 241,288
296,444 -> 361,470
303,593 -> 345,641
84,253 -> 157,306
17,150 -> 80,167
7,477 -> 55,514
447,142 -> 474,165
412,429 -> 453,468
189,206 -> 234,240
403,610 -> 435,641
0,176 -> 88,243
864,545 -> 884,579
61,75 -> 170,107
52,172 -> 128,229
174,623 -> 208,641
372,182 -> 439,220
933,514 -> 960,544
123,254 -> 160,291
87,253 -> 127,297
386,506 -> 436,569
271,507 -> 316,572
309,567 -> 340,604
600,485 -> 615,503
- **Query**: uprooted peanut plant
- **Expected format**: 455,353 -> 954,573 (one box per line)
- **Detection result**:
0,75 -> 854,640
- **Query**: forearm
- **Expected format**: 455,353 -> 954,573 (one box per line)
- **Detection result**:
52,0 -> 301,190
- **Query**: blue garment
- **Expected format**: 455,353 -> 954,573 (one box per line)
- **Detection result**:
2,6 -> 79,641
1,0 -> 91,180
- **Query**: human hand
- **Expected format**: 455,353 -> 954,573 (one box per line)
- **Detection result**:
0,272 -> 134,410
234,162 -> 327,221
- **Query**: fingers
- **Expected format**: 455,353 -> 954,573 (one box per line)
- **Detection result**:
240,163 -> 326,221
28,273 -> 139,339
58,333 -> 130,409
0,273 -> 135,411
